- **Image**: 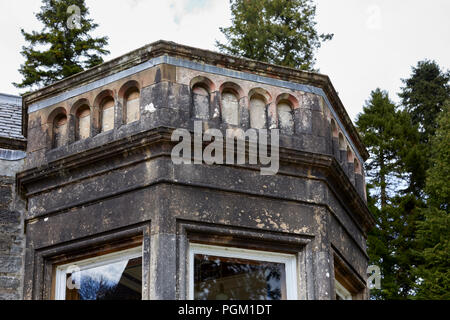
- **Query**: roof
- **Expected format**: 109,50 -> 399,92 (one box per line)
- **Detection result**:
22,40 -> 369,161
0,93 -> 26,154
0,93 -> 24,140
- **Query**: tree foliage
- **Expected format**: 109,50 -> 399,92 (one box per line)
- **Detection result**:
359,61 -> 449,300
216,0 -> 333,71
415,101 -> 450,299
14,0 -> 109,90
399,60 -> 450,194
357,90 -> 423,299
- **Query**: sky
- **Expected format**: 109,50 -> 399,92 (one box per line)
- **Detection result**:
0,0 -> 449,122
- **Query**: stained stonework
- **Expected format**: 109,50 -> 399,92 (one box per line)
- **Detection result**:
0,171 -> 25,300
14,41 -> 374,300
0,94 -> 26,300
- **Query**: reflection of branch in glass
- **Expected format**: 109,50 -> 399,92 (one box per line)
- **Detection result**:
194,255 -> 285,300
78,275 -> 117,300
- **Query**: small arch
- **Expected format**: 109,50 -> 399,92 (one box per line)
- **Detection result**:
330,119 -> 338,137
124,87 -> 140,124
47,107 -> 68,149
220,83 -> 242,126
191,77 -> 214,120
100,96 -> 115,132
94,90 -> 115,133
338,132 -> 346,150
71,100 -> 92,141
119,81 -> 141,124
52,114 -> 68,148
190,76 -> 215,93
277,99 -> 294,135
347,146 -> 354,163
118,80 -> 141,99
354,158 -> 361,174
276,93 -> 299,110
249,93 -> 268,129
248,88 -> 272,104
220,82 -> 244,100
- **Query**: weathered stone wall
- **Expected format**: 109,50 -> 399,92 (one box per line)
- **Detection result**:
0,158 -> 25,300
18,41 -> 374,300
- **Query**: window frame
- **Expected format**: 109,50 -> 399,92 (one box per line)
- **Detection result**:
335,279 -> 353,300
188,243 -> 298,300
54,246 -> 143,300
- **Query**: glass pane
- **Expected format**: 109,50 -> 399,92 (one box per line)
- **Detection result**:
66,257 -> 142,300
194,254 -> 286,300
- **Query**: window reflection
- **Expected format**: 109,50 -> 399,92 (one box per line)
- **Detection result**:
66,257 -> 142,300
194,254 -> 286,300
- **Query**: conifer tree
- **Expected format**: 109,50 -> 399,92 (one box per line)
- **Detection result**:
357,89 -> 423,299
216,0 -> 333,71
399,60 -> 450,194
14,0 -> 109,90
415,101 -> 450,299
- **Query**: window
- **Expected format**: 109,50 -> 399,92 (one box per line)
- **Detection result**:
53,114 -> 68,148
189,244 -> 297,300
192,84 -> 210,120
125,88 -> 140,124
55,247 -> 142,300
277,101 -> 294,135
249,95 -> 267,129
221,89 -> 239,126
76,105 -> 91,140
335,280 -> 352,300
100,97 -> 115,132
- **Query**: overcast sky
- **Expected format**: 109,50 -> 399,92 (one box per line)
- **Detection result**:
0,0 -> 449,122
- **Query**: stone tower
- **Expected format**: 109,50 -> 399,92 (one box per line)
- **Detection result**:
6,41 -> 374,300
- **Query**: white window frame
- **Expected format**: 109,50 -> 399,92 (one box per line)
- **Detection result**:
54,246 -> 142,300
335,279 -> 353,300
188,243 -> 298,300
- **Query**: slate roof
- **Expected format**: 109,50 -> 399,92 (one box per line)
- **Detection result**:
0,93 -> 24,140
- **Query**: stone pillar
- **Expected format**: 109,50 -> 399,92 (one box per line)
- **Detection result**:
311,208 -> 334,300
149,232 -> 177,300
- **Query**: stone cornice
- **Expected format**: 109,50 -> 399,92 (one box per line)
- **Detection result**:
21,40 -> 369,161
17,127 -> 375,234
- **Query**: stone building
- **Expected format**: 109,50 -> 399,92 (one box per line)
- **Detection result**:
1,41 -> 374,300
0,93 -> 26,300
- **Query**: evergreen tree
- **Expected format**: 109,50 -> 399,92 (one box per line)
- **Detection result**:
357,89 -> 423,299
216,0 -> 333,71
356,89 -> 416,207
415,101 -> 450,299
399,60 -> 450,194
14,0 -> 109,90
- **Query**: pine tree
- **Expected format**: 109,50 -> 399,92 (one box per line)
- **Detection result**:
357,89 -> 423,299
14,0 -> 109,90
216,0 -> 333,71
415,101 -> 450,299
356,89 -> 416,207
399,60 -> 450,194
